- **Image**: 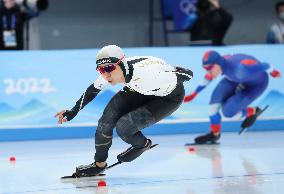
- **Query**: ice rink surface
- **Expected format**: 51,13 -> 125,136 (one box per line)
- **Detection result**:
1,131 -> 284,194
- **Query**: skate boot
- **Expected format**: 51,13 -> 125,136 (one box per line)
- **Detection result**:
194,132 -> 221,144
241,106 -> 267,129
74,162 -> 107,177
117,139 -> 152,162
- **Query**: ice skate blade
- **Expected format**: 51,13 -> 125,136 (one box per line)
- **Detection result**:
61,144 -> 159,179
61,173 -> 105,179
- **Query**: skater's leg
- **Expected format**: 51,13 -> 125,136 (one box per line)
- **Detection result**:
221,74 -> 269,118
194,79 -> 238,144
95,89 -> 147,163
222,74 -> 269,131
116,84 -> 185,161
76,89 -> 149,177
116,84 -> 184,146
209,78 -> 239,134
116,107 -> 154,147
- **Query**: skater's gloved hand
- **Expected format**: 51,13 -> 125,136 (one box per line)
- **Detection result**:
183,92 -> 197,103
54,110 -> 76,124
270,70 -> 281,78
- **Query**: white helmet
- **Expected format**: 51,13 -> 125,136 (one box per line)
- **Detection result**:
96,45 -> 129,75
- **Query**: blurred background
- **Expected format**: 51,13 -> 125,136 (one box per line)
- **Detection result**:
0,0 -> 284,141
1,2 -> 284,193
19,0 -> 284,49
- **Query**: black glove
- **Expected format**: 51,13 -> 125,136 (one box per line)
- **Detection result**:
175,66 -> 193,83
62,110 -> 77,121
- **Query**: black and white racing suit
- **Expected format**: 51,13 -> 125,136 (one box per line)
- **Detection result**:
64,56 -> 193,162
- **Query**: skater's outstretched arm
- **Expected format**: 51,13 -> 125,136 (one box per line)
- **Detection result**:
240,60 -> 281,78
55,76 -> 108,124
184,73 -> 214,103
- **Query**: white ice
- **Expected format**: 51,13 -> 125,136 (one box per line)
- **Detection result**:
1,131 -> 284,194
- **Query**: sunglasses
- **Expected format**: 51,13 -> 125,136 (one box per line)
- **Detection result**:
96,55 -> 125,74
203,65 -> 214,71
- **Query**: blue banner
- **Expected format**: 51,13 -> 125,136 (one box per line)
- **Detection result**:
173,0 -> 197,30
0,45 -> 284,140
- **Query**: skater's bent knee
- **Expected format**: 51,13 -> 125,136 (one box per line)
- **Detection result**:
221,108 -> 238,118
96,120 -> 115,136
116,114 -> 136,138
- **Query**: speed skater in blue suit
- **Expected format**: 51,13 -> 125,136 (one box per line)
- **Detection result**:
184,50 -> 281,144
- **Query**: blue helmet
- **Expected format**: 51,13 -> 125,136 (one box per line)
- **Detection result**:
202,50 -> 223,66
